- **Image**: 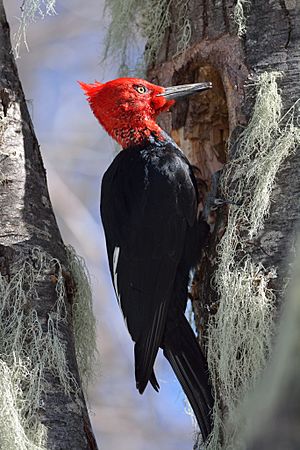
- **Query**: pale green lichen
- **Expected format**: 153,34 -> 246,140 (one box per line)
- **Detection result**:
104,0 -> 191,71
0,245 -> 97,449
104,0 -> 253,70
202,72 -> 300,450
0,248 -> 78,449
66,245 -> 97,393
13,0 -> 57,58
234,0 -> 251,37
174,0 -> 191,56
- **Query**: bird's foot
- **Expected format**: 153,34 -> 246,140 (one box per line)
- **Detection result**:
211,197 -> 242,209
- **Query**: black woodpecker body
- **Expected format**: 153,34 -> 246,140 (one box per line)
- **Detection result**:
80,77 -> 214,441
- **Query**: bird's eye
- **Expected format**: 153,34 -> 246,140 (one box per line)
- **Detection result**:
134,85 -> 148,94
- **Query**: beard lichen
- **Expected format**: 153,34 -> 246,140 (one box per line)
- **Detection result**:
202,72 -> 300,450
233,0 -> 251,37
104,0 -> 254,72
66,245 -> 97,393
0,248 -> 75,449
104,0 -> 191,71
0,245 -> 96,449
13,0 -> 57,58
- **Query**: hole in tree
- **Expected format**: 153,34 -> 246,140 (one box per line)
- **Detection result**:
168,64 -> 230,338
170,65 -> 229,209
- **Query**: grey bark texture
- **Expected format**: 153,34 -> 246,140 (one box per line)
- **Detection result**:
147,0 -> 300,448
0,1 -> 97,449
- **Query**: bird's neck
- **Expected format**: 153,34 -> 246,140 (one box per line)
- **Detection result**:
109,119 -> 164,149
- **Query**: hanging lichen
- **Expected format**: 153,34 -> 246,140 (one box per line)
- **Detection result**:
66,245 -> 97,393
104,0 -> 191,71
104,0 -> 254,71
0,248 -> 77,449
0,245 -> 97,450
173,0 -> 191,56
233,0 -> 251,37
202,72 -> 300,450
13,0 -> 57,58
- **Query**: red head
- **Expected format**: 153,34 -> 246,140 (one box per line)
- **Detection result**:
79,77 -> 212,148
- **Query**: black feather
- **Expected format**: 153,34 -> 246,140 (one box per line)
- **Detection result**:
163,314 -> 213,440
100,133 -> 213,440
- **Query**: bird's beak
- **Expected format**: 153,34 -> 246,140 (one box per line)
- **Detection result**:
157,82 -> 212,100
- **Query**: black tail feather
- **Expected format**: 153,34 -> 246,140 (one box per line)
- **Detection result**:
150,370 -> 160,392
135,301 -> 168,394
162,314 -> 213,441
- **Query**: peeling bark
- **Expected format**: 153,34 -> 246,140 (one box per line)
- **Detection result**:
0,2 -> 97,449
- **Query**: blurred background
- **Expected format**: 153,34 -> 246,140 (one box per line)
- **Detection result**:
5,1 -> 195,449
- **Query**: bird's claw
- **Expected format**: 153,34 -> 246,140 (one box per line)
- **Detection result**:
211,198 -> 242,208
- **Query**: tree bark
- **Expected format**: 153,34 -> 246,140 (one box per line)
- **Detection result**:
147,0 -> 300,448
245,246 -> 300,449
0,1 -> 97,449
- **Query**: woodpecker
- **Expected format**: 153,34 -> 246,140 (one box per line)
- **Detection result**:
80,77 -> 214,440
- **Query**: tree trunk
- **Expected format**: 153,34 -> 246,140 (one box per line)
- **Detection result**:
147,0 -> 300,448
245,245 -> 300,445
0,2 -> 97,449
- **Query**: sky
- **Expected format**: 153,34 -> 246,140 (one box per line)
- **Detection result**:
4,1 -> 197,448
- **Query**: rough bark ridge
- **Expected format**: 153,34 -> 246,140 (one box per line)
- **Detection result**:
0,1 -> 97,449
148,0 -> 300,448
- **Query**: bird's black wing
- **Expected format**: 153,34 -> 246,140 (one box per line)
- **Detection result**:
100,142 -> 197,394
